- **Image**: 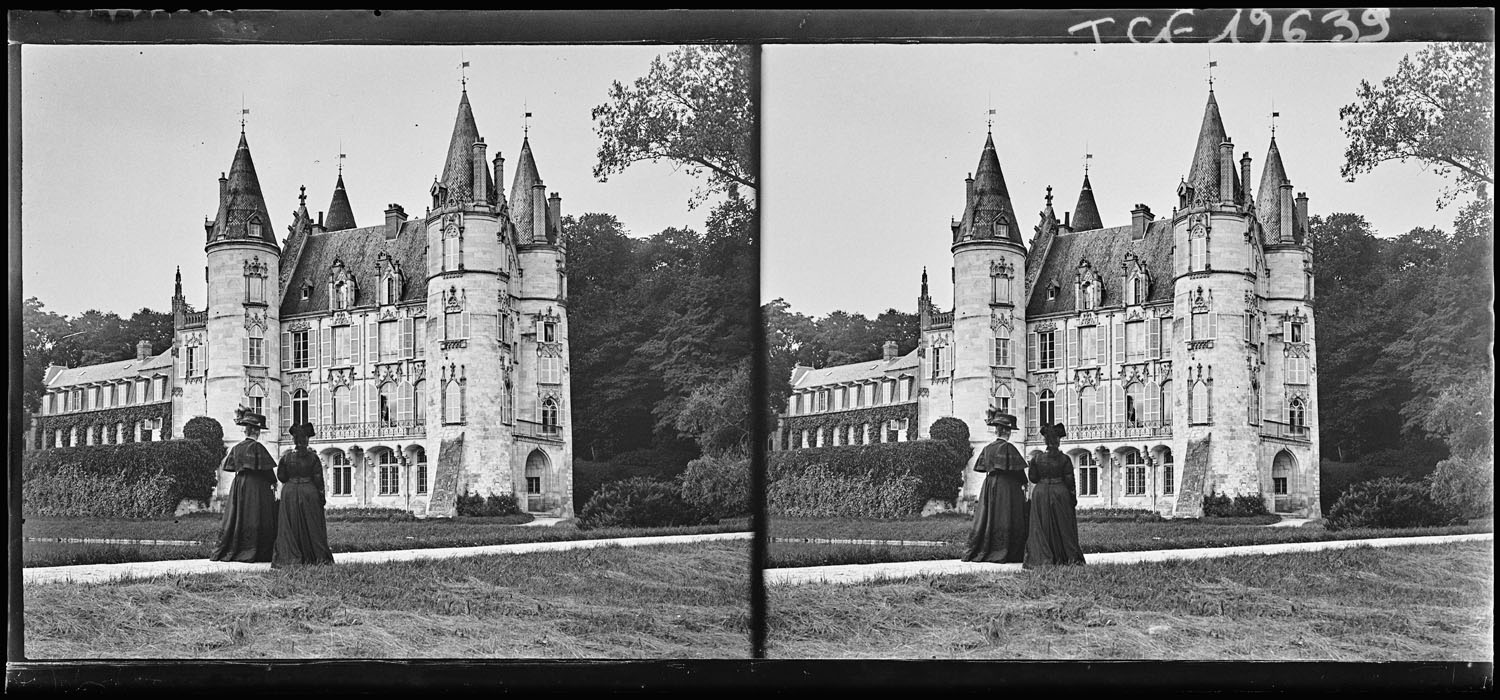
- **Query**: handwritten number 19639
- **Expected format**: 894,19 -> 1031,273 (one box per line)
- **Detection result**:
1068,9 -> 1393,44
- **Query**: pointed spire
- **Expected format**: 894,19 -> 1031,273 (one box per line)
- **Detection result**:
324,172 -> 357,231
509,136 -> 545,240
209,131 -> 277,246
1070,173 -> 1103,231
439,91 -> 482,201
174,266 -> 183,299
1185,89 -> 1231,204
1257,136 -> 1295,242
957,132 -> 1022,244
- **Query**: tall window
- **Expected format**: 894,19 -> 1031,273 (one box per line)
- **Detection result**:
1286,355 -> 1308,385
793,394 -> 804,414
442,226 -> 461,270
931,345 -> 944,378
144,378 -> 156,402
541,398 -> 560,435
991,274 -> 1010,304
247,333 -> 265,367
1160,380 -> 1173,422
333,326 -> 352,365
292,389 -> 309,426
443,380 -> 463,424
817,390 -> 829,412
415,317 -> 427,357
872,383 -> 883,406
185,346 -> 199,377
378,384 -> 395,425
1289,322 -> 1304,343
1079,386 -> 1097,425
413,447 -> 428,495
330,452 -> 352,496
539,355 -> 562,385
1126,321 -> 1146,361
1161,448 -> 1175,495
1189,227 -> 1208,270
378,451 -> 400,495
1124,382 -> 1143,425
1038,330 -> 1056,370
291,330 -> 310,369
1130,276 -> 1145,305
543,322 -> 557,343
1249,380 -> 1261,425
1124,451 -> 1146,495
1190,381 -> 1210,424
1191,311 -> 1216,340
412,380 -> 426,422
1039,390 -> 1055,426
1077,326 -> 1097,364
379,322 -> 399,360
384,277 -> 398,305
1080,281 -> 1095,310
993,336 -> 1010,366
1288,398 -> 1307,431
1076,452 -> 1099,496
445,309 -> 469,340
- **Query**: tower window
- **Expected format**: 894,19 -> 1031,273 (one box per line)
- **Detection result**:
543,322 -> 557,343
539,355 -> 562,385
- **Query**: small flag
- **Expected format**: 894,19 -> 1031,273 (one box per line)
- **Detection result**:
461,61 -> 470,68
1272,111 -> 1280,118
525,112 -> 533,118
1085,153 -> 1093,159
242,109 -> 251,115
988,109 -> 995,115
1209,61 -> 1218,67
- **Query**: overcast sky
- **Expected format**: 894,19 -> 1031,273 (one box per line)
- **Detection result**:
21,44 -> 717,318
762,42 -> 1472,319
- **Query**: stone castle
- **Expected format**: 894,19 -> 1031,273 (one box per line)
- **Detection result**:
776,88 -> 1321,518
35,88 -> 575,518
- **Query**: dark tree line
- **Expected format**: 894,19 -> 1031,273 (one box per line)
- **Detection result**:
21,298 -> 174,413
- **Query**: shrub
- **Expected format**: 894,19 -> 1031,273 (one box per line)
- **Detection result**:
181,416 -> 226,457
768,464 -> 927,519
927,417 -> 971,459
680,452 -> 750,519
22,440 -> 218,518
577,477 -> 711,530
767,437 -> 967,518
1076,508 -> 1165,523
455,490 -> 523,517
1201,491 -> 1269,518
325,507 -> 417,522
1426,450 -> 1494,521
1321,446 -> 1447,508
1325,477 -> 1459,531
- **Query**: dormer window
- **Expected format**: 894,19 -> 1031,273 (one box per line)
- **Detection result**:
248,217 -> 263,240
301,284 -> 313,301
1047,284 -> 1059,301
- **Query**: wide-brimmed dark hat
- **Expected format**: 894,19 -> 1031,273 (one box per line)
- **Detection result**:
985,407 -> 1018,430
1041,422 -> 1068,440
289,422 -> 316,440
233,406 -> 267,430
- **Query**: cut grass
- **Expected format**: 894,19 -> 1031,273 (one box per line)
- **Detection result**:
23,515 -> 750,567
766,541 -> 1494,660
24,540 -> 750,659
768,516 -> 1494,568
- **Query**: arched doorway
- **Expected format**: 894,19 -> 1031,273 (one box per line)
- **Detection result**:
1272,450 -> 1296,512
525,449 -> 550,512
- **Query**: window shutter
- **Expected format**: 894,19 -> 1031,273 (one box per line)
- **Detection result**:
280,391 -> 291,428
367,380 -> 378,423
281,332 -> 291,371
1209,312 -> 1219,340
321,327 -> 332,368
462,311 -> 471,339
320,385 -> 331,425
1095,326 -> 1106,364
368,321 -> 378,362
1096,385 -> 1107,423
351,320 -> 362,362
402,318 -> 415,357
1114,320 -> 1126,364
242,338 -> 248,368
1064,386 -> 1076,425
1027,391 -> 1038,429
399,383 -> 413,421
1149,319 -> 1161,359
1027,333 -> 1037,371
1068,328 -> 1078,368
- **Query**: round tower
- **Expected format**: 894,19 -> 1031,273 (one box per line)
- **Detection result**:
423,89 -> 515,517
948,131 -> 1028,503
203,130 -> 283,503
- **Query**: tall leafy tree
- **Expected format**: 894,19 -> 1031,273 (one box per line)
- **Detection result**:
1340,42 -> 1495,207
593,44 -> 756,208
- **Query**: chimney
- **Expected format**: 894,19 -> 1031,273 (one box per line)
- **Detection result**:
1219,139 -> 1235,204
1280,183 -> 1295,243
315,211 -> 326,234
218,172 -> 228,202
384,203 -> 407,241
471,137 -> 488,203
883,340 -> 899,361
532,181 -> 548,244
1239,151 -> 1253,207
548,192 -> 562,232
136,340 -> 152,360
1131,203 -> 1154,241
965,173 -> 974,201
1294,191 -> 1309,242
493,152 -> 506,205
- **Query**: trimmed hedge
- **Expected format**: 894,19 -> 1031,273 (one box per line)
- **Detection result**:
1325,477 -> 1459,531
680,453 -> 751,519
455,491 -> 523,517
325,507 -> 418,522
577,477 -> 711,530
181,416 -> 226,457
23,439 -> 218,518
767,436 -> 968,518
1202,491 -> 1270,518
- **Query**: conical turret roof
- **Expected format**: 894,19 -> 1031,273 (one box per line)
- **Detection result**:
439,91 -> 482,199
210,131 -> 277,246
1184,90 -> 1239,204
957,132 -> 1023,244
1070,173 -> 1103,232
509,136 -> 544,241
1256,136 -> 1302,243
324,173 -> 357,231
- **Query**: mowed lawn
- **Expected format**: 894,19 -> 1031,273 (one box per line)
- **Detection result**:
766,541 -> 1493,660
23,514 -> 751,567
769,515 -> 1495,567
24,541 -> 750,659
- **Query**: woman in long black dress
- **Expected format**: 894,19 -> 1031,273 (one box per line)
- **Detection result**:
272,422 -> 334,568
1023,422 -> 1086,568
962,409 -> 1029,563
210,408 -> 278,563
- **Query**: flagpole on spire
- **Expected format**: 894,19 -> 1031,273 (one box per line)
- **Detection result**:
338,140 -> 346,175
524,102 -> 533,138
1270,99 -> 1280,138
240,94 -> 249,133
460,50 -> 469,92
1207,59 -> 1218,90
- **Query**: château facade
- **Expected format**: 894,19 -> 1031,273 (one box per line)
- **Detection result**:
34,89 -> 576,518
776,88 -> 1321,519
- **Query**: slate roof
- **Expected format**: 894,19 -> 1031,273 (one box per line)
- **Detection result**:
209,132 -> 278,246
324,173 -> 357,232
440,91 -> 490,201
1070,173 -> 1103,232
956,132 -> 1024,244
509,137 -> 551,243
1025,219 -> 1174,317
791,350 -> 920,391
278,220 -> 427,317
46,351 -> 174,388
1256,136 -> 1305,245
1184,90 -> 1243,205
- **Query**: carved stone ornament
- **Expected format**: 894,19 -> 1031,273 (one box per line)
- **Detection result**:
288,373 -> 309,390
379,307 -> 399,322
1033,320 -> 1057,332
1077,311 -> 1098,327
243,311 -> 267,332
1125,307 -> 1146,322
990,309 -> 1013,331
287,320 -> 311,332
171,387 -> 184,397
331,310 -> 351,327
411,362 -> 426,382
444,287 -> 464,312
990,259 -> 1015,278
1158,362 -> 1172,382
1034,373 -> 1056,389
917,387 -> 930,397
413,306 -> 427,318
243,256 -> 269,277
1283,343 -> 1310,358
538,342 -> 563,358
1244,290 -> 1258,305
991,378 -> 1012,394
1190,287 -> 1212,312
329,369 -> 353,389
1075,369 -> 1098,388
990,367 -> 1014,380
246,376 -> 266,394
